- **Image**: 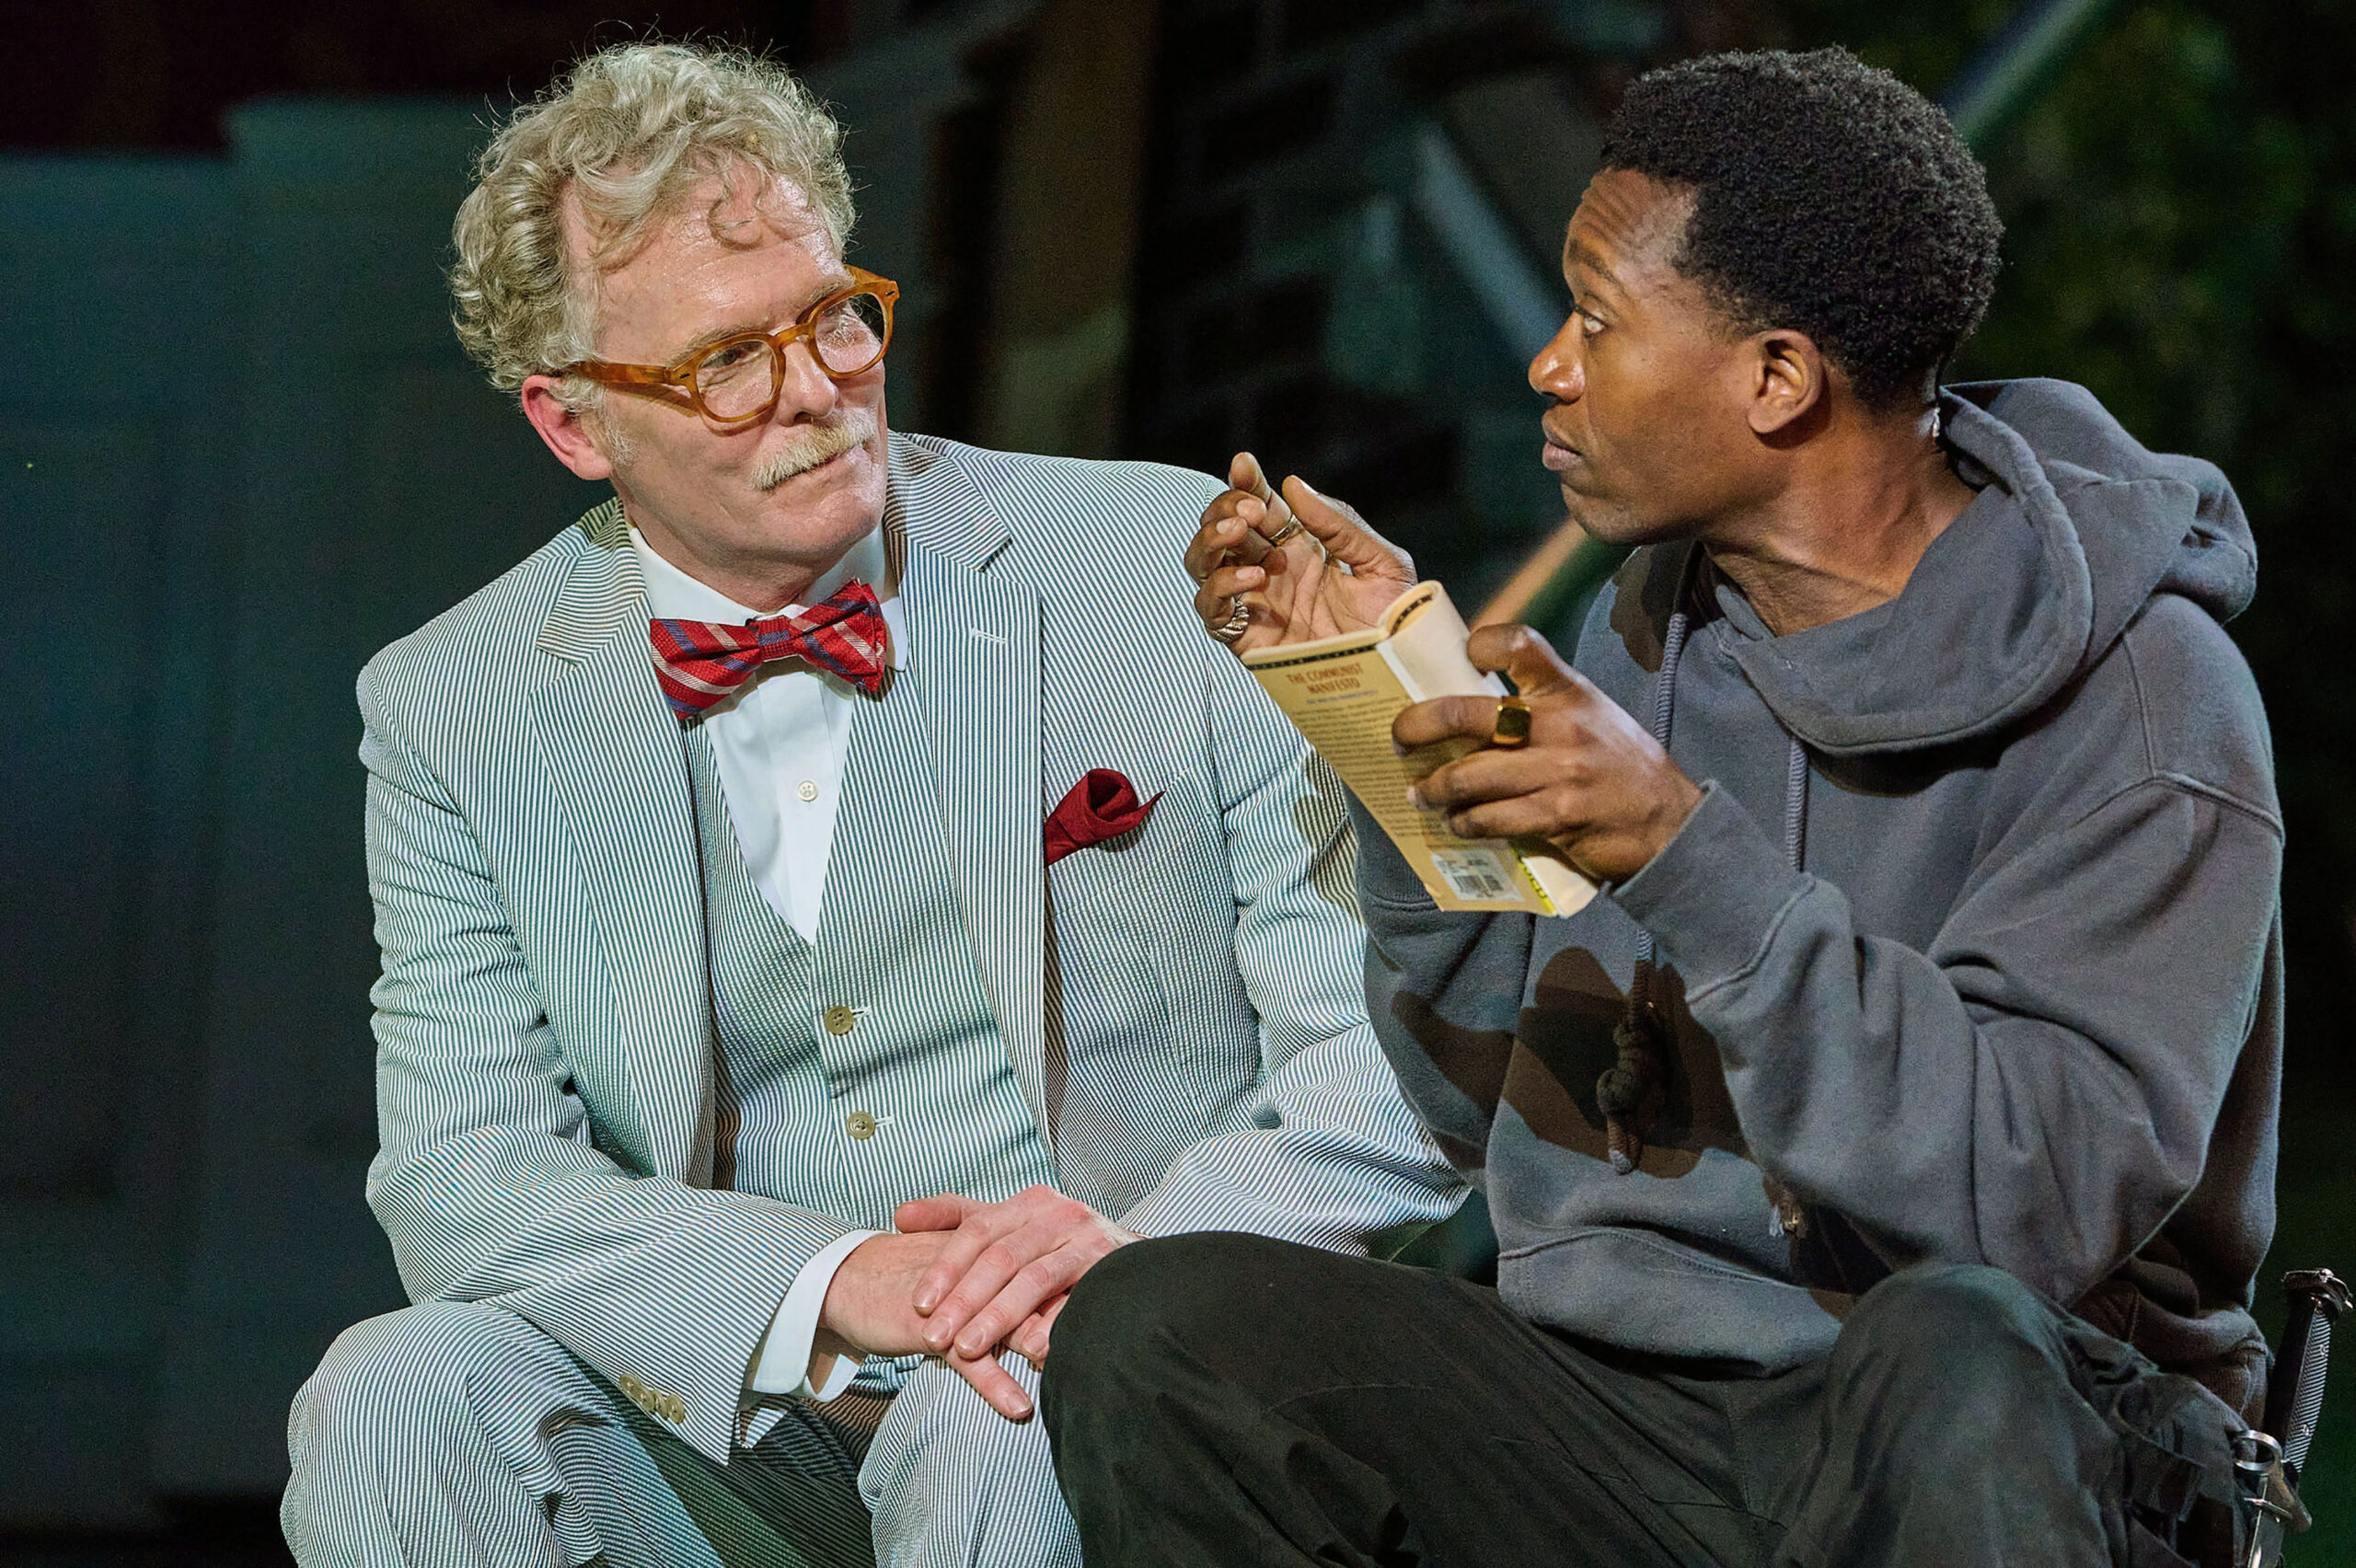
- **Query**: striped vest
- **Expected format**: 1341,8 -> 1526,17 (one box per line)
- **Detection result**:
682,673 -> 1057,1235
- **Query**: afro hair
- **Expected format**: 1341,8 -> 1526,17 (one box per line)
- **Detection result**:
1598,47 -> 2003,410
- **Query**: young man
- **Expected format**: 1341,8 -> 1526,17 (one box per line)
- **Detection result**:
1046,48 -> 2280,1567
279,41 -> 1459,1568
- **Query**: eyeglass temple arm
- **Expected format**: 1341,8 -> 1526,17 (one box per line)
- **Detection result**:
566,361 -> 677,388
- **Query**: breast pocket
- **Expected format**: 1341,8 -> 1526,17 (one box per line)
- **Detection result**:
1049,770 -> 1256,1089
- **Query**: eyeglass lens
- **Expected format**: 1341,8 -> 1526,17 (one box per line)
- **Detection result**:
693,290 -> 890,421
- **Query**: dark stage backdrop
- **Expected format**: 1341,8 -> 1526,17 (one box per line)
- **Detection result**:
0,101 -> 603,1523
1,0 -> 2349,1554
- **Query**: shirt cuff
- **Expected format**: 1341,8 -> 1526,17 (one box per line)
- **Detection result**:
747,1228 -> 877,1401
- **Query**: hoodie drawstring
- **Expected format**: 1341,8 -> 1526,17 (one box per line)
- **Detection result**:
1763,733 -> 1810,1238
1599,609 -> 1688,1174
1781,725 -> 1810,873
1601,605 -> 1816,1239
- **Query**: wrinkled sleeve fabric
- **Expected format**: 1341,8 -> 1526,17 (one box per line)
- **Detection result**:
1345,795 -> 1533,1177
360,663 -> 860,1465
1115,630 -> 1465,1251
1611,775 -> 2281,1305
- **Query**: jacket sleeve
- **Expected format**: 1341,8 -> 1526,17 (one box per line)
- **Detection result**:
1114,644 -> 1466,1251
358,662 -> 852,1464
1611,773 -> 2281,1306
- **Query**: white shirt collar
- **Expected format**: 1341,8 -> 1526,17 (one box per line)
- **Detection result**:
629,522 -> 908,671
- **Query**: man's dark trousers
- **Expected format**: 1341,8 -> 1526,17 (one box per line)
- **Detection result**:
1041,1233 -> 2242,1567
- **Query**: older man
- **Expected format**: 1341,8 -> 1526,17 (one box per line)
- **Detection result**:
1047,48 -> 2281,1568
279,41 -> 1458,1568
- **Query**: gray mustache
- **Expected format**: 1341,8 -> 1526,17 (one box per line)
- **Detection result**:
752,409 -> 877,490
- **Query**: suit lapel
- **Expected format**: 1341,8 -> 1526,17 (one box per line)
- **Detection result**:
530,503 -> 714,1182
892,440 -> 1051,1145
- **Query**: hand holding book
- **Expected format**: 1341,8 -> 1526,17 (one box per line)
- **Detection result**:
1188,455 -> 1701,911
1397,622 -> 1703,887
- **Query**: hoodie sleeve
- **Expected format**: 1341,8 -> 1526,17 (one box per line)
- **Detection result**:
1611,766 -> 2281,1306
1345,796 -> 1534,1176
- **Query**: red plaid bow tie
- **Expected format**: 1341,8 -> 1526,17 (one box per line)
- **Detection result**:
649,581 -> 890,720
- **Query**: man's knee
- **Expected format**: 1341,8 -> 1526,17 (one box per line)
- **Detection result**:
290,1301 -> 551,1470
1049,1233 -> 1318,1413
1788,1267 -> 2165,1566
1056,1235 -> 1248,1383
284,1302 -> 570,1562
1826,1263 -> 2076,1439
1842,1263 -> 2056,1368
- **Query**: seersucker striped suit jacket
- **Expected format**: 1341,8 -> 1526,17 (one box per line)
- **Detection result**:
356,432 -> 1462,1467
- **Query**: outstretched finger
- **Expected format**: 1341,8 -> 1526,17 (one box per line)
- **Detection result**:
949,1241 -> 1093,1359
912,1204 -> 1030,1317
1394,693 -> 1516,753
1227,452 -> 1304,548
1228,450 -> 1276,505
1278,476 -> 1414,582
921,1213 -> 1080,1354
1408,746 -> 1559,814
1438,791 -> 1579,845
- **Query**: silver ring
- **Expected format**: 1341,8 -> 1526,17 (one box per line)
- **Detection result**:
1264,516 -> 1306,546
1209,595 -> 1252,645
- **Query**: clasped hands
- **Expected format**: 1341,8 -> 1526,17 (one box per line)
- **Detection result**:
815,1184 -> 1138,1422
1188,453 -> 1703,883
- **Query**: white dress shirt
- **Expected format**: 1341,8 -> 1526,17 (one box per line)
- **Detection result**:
632,524 -> 909,1402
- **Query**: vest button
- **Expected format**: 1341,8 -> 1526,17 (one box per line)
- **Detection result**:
823,1006 -> 858,1035
846,1110 -> 879,1140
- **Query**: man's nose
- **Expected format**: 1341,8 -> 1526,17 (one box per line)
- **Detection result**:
775,340 -> 841,419
1528,320 -> 1583,402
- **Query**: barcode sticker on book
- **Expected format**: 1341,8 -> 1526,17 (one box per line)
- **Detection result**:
1429,848 -> 1520,904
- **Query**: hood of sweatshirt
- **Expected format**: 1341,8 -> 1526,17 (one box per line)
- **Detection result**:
1710,377 -> 2256,757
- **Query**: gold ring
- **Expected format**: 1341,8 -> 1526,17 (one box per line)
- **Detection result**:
1489,695 -> 1531,749
1209,595 -> 1252,645
1264,515 -> 1306,546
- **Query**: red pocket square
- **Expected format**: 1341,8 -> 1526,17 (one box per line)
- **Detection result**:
1045,768 -> 1161,867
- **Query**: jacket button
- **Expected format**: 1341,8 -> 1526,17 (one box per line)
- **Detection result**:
824,1006 -> 858,1035
846,1111 -> 879,1140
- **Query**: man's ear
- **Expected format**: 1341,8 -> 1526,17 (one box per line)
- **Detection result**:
1747,328 -> 1827,439
521,375 -> 616,481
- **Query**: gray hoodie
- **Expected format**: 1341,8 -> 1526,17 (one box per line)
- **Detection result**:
1354,378 -> 2282,1416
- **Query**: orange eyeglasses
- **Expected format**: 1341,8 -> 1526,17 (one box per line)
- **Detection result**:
560,268 -> 899,428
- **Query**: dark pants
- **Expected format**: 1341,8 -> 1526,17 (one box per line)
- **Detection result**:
1042,1234 -> 2242,1568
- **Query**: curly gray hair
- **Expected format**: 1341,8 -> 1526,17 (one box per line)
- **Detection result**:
450,41 -> 857,408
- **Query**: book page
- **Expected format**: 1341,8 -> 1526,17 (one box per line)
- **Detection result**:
1247,639 -> 1540,911
1379,583 -> 1500,699
1244,584 -> 1594,916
